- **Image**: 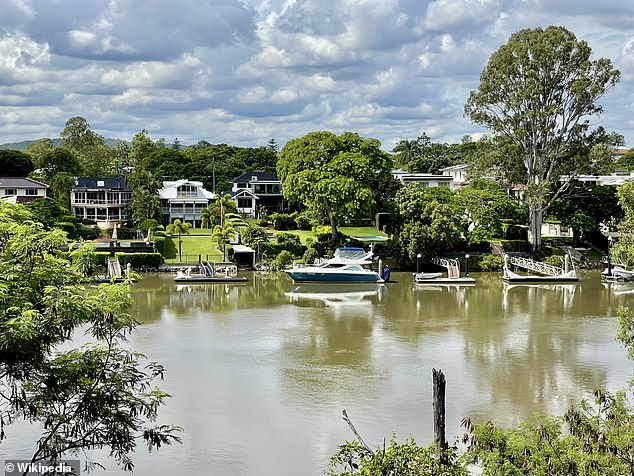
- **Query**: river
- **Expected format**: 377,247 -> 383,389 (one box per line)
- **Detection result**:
3,271 -> 634,475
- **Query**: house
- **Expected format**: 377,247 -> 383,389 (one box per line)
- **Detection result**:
0,177 -> 48,203
159,179 -> 216,227
392,169 -> 454,190
229,171 -> 285,217
441,164 -> 470,187
70,177 -> 131,229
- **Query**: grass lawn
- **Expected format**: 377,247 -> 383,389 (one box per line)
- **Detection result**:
270,226 -> 386,245
164,234 -> 223,263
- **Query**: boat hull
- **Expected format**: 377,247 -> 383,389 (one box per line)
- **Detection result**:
285,270 -> 383,283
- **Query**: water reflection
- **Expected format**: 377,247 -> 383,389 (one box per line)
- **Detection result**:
109,270 -> 633,476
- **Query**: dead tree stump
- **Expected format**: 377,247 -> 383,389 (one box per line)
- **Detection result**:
433,368 -> 447,463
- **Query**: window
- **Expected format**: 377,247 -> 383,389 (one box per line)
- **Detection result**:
238,198 -> 251,209
177,185 -> 197,197
438,181 -> 450,187
4,188 -> 16,195
419,182 -> 429,189
97,180 -> 105,187
26,188 -> 38,195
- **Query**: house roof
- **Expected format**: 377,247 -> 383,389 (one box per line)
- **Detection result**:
158,179 -> 215,200
0,177 -> 49,189
441,164 -> 470,172
229,189 -> 259,199
231,171 -> 280,183
74,177 -> 130,190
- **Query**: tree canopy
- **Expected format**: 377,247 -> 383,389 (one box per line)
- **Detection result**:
0,150 -> 34,176
465,25 -> 620,252
0,202 -> 180,470
277,131 -> 393,238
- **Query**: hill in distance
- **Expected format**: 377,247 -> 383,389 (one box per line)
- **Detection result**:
0,138 -> 126,152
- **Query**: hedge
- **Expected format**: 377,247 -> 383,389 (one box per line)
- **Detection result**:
115,252 -> 163,270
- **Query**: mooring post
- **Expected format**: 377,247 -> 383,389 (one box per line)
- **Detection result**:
433,368 -> 447,463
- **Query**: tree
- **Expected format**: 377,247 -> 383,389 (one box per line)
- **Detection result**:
392,139 -> 421,168
60,116 -> 114,176
0,150 -> 34,176
127,169 -> 162,226
454,180 -> 523,244
465,26 -> 620,252
129,130 -> 159,168
38,147 -> 83,180
166,219 -> 192,262
200,194 -> 237,229
610,182 -> 634,268
0,203 -> 180,470
26,138 -> 54,169
277,131 -> 392,239
211,223 -> 235,261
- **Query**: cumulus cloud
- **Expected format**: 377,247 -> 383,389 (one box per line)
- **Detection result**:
1,0 -> 634,148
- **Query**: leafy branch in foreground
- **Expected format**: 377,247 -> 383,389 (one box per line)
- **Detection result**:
0,202 -> 181,472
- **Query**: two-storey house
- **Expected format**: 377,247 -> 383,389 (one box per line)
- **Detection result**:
0,177 -> 48,203
159,179 -> 216,227
392,169 -> 454,190
229,172 -> 285,217
71,177 -> 131,229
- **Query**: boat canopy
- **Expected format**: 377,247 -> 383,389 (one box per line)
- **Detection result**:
333,247 -> 372,261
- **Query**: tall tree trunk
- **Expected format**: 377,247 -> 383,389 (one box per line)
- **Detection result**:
528,206 -> 543,253
330,214 -> 338,241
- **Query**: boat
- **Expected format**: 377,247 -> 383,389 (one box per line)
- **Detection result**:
502,254 -> 578,283
414,257 -> 475,285
174,261 -> 248,283
284,247 -> 389,283
602,265 -> 634,282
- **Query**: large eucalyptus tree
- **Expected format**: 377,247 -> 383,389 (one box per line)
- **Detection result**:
465,26 -> 620,252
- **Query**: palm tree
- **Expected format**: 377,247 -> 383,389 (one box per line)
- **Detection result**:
200,205 -> 214,229
166,219 -> 192,262
211,223 -> 235,261
392,139 -> 421,168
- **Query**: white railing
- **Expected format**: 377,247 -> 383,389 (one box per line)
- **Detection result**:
507,256 -> 562,276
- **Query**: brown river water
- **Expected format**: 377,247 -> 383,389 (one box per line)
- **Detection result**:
3,270 -> 633,475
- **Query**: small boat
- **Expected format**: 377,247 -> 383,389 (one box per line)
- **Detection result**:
602,265 -> 634,282
284,247 -> 388,283
414,257 -> 475,285
174,261 -> 247,283
502,254 -> 578,283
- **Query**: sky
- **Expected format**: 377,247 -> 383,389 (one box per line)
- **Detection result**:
1,0 -> 634,151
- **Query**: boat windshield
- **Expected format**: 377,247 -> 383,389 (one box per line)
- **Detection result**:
333,248 -> 370,260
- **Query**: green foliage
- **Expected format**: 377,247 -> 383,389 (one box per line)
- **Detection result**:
328,436 -> 467,476
275,232 -> 304,257
56,221 -> 76,238
273,250 -> 294,270
116,252 -> 163,270
616,306 -> 634,360
240,224 -> 269,248
25,197 -> 67,228
0,202 -> 180,470
0,149 -> 34,176
465,25 -> 620,252
294,212 -> 313,230
474,254 -> 504,272
465,389 -> 634,476
302,247 -> 321,264
610,182 -> 634,268
127,169 -> 162,225
153,236 -> 166,255
278,131 -> 393,239
271,213 -> 297,231
166,219 -> 192,262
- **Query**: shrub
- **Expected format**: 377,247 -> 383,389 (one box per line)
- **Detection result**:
76,225 -> 99,240
273,250 -> 294,270
56,222 -> 76,239
275,232 -> 304,257
294,212 -> 313,231
271,213 -> 296,231
476,254 -> 503,272
302,247 -> 321,265
58,215 -> 78,225
153,236 -> 166,256
116,253 -> 163,270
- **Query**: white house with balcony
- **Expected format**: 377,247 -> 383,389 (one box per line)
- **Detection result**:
392,169 -> 454,190
441,164 -> 470,187
0,177 -> 48,203
159,179 -> 216,227
229,172 -> 285,217
71,177 -> 131,229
